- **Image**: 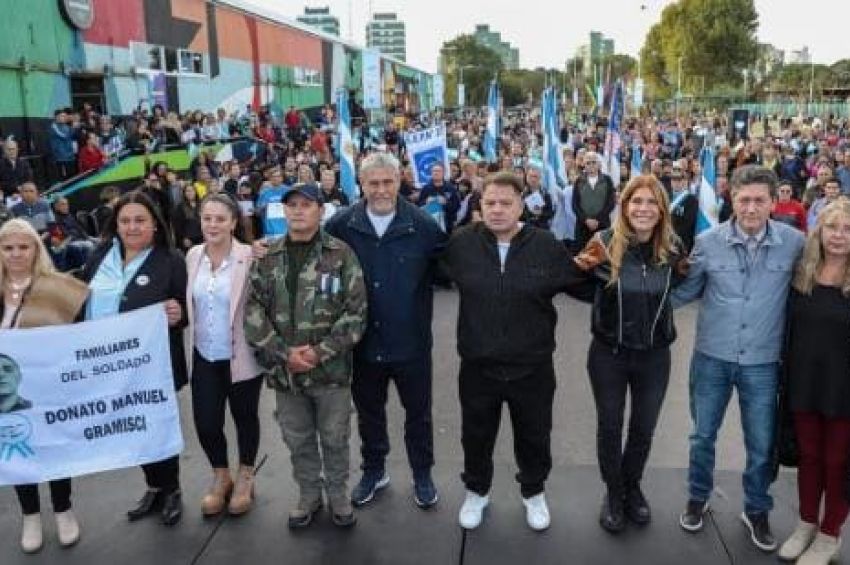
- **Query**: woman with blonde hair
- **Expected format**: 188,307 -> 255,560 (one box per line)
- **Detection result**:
778,199 -> 850,563
0,218 -> 89,553
572,174 -> 688,534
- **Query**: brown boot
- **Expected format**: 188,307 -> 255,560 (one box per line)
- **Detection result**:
201,468 -> 233,516
228,465 -> 255,516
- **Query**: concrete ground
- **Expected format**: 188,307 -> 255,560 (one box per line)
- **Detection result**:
0,290 -> 843,564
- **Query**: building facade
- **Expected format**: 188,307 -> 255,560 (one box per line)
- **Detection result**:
577,31 -> 615,78
0,0 -> 433,159
788,46 -> 812,65
471,24 -> 519,70
296,6 -> 340,37
366,13 -> 406,62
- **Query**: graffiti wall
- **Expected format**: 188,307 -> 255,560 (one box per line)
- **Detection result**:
0,0 -> 432,154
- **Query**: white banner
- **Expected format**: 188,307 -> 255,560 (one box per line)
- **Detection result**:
362,48 -> 382,110
404,124 -> 450,188
0,305 -> 183,485
432,74 -> 444,109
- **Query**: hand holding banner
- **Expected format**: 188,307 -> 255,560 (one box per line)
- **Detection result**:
0,304 -> 183,485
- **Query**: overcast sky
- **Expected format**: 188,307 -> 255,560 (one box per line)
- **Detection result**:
249,0 -> 846,72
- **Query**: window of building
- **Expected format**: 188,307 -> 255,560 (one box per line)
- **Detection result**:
179,50 -> 205,74
294,67 -> 322,86
131,42 -> 206,76
132,42 -> 164,71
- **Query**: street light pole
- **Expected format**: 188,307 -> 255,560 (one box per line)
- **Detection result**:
809,58 -> 815,111
676,55 -> 683,119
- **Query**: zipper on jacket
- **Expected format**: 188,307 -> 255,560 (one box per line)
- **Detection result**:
616,279 -> 623,352
649,266 -> 673,348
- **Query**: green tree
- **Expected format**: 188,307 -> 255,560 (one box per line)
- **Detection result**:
639,0 -> 759,100
601,54 -> 638,82
757,63 -> 844,102
440,35 -> 504,106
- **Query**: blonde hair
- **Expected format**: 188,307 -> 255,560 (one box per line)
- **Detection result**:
793,199 -> 850,296
607,175 -> 676,284
0,219 -> 56,288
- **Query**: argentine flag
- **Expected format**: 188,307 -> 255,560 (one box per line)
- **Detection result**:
483,80 -> 500,162
696,146 -> 719,234
541,87 -> 575,241
336,88 -> 358,203
630,143 -> 642,179
541,87 -> 566,191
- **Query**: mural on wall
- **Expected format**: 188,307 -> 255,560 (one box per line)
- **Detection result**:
0,0 -> 432,152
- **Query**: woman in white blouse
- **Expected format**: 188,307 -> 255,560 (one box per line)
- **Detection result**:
186,193 -> 261,517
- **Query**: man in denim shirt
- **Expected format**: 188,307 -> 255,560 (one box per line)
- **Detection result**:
672,165 -> 804,552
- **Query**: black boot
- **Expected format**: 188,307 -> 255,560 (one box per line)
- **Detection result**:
625,485 -> 651,525
599,490 -> 625,534
160,490 -> 183,526
127,489 -> 163,521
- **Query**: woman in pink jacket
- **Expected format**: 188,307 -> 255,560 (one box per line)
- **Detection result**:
186,193 -> 262,517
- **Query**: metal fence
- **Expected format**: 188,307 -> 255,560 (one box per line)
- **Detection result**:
738,102 -> 850,118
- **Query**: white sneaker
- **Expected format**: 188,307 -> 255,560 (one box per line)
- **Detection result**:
55,509 -> 80,547
458,490 -> 489,530
797,532 -> 841,565
522,493 -> 550,531
20,514 -> 43,553
778,520 -> 817,561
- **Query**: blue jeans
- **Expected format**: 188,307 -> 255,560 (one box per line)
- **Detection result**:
687,351 -> 778,514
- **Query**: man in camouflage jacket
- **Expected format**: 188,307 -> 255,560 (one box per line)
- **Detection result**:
245,182 -> 367,528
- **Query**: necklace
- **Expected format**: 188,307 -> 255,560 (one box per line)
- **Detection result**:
5,277 -> 31,302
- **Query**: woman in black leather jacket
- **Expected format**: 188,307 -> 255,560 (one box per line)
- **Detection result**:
572,174 -> 688,535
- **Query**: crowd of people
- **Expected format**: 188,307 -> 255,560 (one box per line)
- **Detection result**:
2,101 -> 850,565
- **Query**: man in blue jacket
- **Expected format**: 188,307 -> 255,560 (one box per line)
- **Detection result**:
672,165 -> 804,553
325,151 -> 447,510
49,109 -> 78,182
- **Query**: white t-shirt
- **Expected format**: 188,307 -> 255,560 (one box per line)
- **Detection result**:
497,242 -> 510,273
367,209 -> 396,238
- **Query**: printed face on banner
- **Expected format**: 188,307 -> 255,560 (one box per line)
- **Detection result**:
0,355 -> 30,414
414,146 -> 446,187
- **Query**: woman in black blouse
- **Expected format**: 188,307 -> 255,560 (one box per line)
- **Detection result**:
779,199 -> 850,563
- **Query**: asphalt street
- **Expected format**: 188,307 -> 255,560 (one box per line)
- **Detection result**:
0,290 -> 836,564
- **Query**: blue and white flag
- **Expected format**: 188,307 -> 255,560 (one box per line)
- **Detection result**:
483,80 -> 500,162
696,146 -> 719,234
0,305 -> 183,485
432,74 -> 444,109
336,88 -> 358,203
631,143 -> 642,179
404,123 -> 450,188
541,87 -> 575,240
603,81 -> 624,188
541,87 -> 566,191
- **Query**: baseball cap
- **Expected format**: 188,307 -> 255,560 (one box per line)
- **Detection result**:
283,182 -> 323,204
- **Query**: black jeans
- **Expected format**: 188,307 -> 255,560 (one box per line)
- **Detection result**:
587,338 -> 671,493
142,455 -> 180,494
352,357 -> 433,475
459,361 -> 555,498
191,351 -> 263,468
15,479 -> 72,515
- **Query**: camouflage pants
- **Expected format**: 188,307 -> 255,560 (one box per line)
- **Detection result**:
275,387 -> 353,502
